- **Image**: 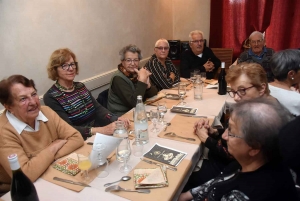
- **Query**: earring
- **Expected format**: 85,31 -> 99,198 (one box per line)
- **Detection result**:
292,77 -> 294,80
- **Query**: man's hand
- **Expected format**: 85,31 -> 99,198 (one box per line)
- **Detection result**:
169,72 -> 176,82
203,60 -> 215,72
48,139 -> 67,155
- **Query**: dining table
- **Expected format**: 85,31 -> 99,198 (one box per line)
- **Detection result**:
1,80 -> 234,201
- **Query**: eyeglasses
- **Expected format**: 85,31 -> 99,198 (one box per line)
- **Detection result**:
190,39 -> 204,44
227,86 -> 255,98
250,39 -> 264,45
155,46 -> 170,51
124,59 -> 140,64
61,62 -> 77,71
228,131 -> 244,139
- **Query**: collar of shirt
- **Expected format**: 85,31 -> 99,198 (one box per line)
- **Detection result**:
248,47 -> 267,59
6,110 -> 48,134
197,53 -> 203,58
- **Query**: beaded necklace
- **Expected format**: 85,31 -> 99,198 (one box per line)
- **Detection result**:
55,81 -> 75,91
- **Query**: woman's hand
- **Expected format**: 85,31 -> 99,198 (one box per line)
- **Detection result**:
93,123 -> 116,135
48,139 -> 67,155
135,68 -> 151,83
117,117 -> 130,129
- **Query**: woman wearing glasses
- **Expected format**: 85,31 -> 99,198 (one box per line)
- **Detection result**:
144,39 -> 180,91
183,62 -> 276,192
107,44 -> 158,116
44,48 -> 129,140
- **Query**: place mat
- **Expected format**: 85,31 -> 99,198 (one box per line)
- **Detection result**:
41,142 -> 100,192
110,159 -> 191,201
145,97 -> 182,109
168,82 -> 193,91
157,114 -> 214,145
204,79 -> 218,85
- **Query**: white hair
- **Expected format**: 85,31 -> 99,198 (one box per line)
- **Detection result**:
249,31 -> 264,40
189,30 -> 204,41
154,38 -> 169,47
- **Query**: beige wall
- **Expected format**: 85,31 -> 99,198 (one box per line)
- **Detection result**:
0,0 -> 173,95
173,0 -> 211,44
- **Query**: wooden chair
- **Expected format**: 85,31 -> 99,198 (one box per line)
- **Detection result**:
211,48 -> 233,78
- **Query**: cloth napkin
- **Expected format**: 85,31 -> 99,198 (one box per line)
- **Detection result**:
134,166 -> 168,189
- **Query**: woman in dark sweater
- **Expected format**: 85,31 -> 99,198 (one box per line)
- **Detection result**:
44,48 -> 129,140
179,98 -> 297,201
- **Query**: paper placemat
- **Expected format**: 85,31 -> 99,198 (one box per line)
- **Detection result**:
41,142 -> 100,192
168,82 -> 193,91
157,114 -> 214,144
110,159 -> 191,201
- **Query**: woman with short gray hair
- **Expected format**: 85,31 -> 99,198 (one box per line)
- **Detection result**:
107,44 -> 158,116
269,49 -> 300,116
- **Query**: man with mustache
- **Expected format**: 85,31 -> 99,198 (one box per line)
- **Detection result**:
180,30 -> 221,79
238,31 -> 275,82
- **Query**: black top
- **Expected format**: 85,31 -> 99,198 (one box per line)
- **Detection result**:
180,47 -> 221,79
190,161 -> 298,201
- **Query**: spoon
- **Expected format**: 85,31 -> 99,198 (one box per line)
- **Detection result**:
105,185 -> 150,194
163,123 -> 171,131
164,132 -> 196,141
103,176 -> 131,187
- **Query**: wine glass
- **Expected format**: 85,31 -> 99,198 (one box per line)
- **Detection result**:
178,82 -> 187,106
117,138 -> 132,173
78,154 -> 92,182
93,143 -> 109,178
150,109 -> 159,133
200,72 -> 206,83
194,69 -> 200,76
157,101 -> 167,125
190,72 -> 196,83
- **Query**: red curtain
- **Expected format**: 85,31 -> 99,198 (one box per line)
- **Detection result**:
209,0 -> 274,60
266,0 -> 300,51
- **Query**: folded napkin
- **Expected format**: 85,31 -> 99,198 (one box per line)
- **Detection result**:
134,166 -> 168,189
53,153 -> 80,176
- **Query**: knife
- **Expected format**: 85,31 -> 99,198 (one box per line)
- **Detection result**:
179,114 -> 208,118
140,158 -> 177,171
53,177 -> 91,187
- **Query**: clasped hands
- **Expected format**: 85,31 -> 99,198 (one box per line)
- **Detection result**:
134,68 -> 152,88
203,60 -> 214,72
193,119 -> 216,143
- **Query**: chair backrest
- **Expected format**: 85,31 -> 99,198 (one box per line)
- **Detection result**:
211,48 -> 233,70
96,89 -> 109,109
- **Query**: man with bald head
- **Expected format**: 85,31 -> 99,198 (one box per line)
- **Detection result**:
238,31 -> 275,82
180,30 -> 221,79
145,38 -> 180,90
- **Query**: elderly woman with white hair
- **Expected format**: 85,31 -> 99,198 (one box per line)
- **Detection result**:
144,38 -> 180,90
107,44 -> 158,116
269,49 -> 300,116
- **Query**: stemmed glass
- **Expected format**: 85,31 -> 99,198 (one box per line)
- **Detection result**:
93,143 -> 109,178
157,101 -> 167,125
78,154 -> 92,182
200,72 -> 206,83
150,109 -> 159,133
178,82 -> 187,106
117,138 -> 132,173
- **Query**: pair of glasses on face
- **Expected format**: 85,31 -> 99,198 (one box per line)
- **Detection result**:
250,39 -> 264,45
60,62 -> 77,71
227,86 -> 254,98
124,59 -> 139,64
228,130 -> 244,139
155,46 -> 170,51
190,39 -> 204,44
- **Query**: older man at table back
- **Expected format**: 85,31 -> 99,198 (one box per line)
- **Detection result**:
238,31 -> 275,82
145,39 -> 180,91
180,30 -> 221,79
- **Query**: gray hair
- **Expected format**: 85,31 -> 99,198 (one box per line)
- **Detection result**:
119,44 -> 143,61
270,49 -> 300,81
154,38 -> 169,48
249,31 -> 264,41
231,98 -> 293,162
188,30 -> 204,42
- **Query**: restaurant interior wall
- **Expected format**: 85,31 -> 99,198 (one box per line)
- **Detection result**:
0,0 -> 211,111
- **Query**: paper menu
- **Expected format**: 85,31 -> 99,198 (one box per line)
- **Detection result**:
89,133 -> 122,168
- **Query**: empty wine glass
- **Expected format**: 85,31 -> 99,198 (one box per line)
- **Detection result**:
93,143 -> 109,178
78,154 -> 92,182
157,101 -> 167,125
150,109 -> 159,133
178,82 -> 187,106
200,72 -> 206,82
117,138 -> 132,173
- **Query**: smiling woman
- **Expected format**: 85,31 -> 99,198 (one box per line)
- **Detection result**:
44,48 -> 130,140
0,75 -> 84,195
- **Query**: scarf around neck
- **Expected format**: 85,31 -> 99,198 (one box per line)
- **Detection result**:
118,63 -> 138,82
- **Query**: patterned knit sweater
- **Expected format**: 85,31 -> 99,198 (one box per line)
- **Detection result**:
0,106 -> 84,191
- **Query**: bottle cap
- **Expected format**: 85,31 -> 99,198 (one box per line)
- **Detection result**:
137,95 -> 142,99
8,153 -> 20,170
221,62 -> 225,68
